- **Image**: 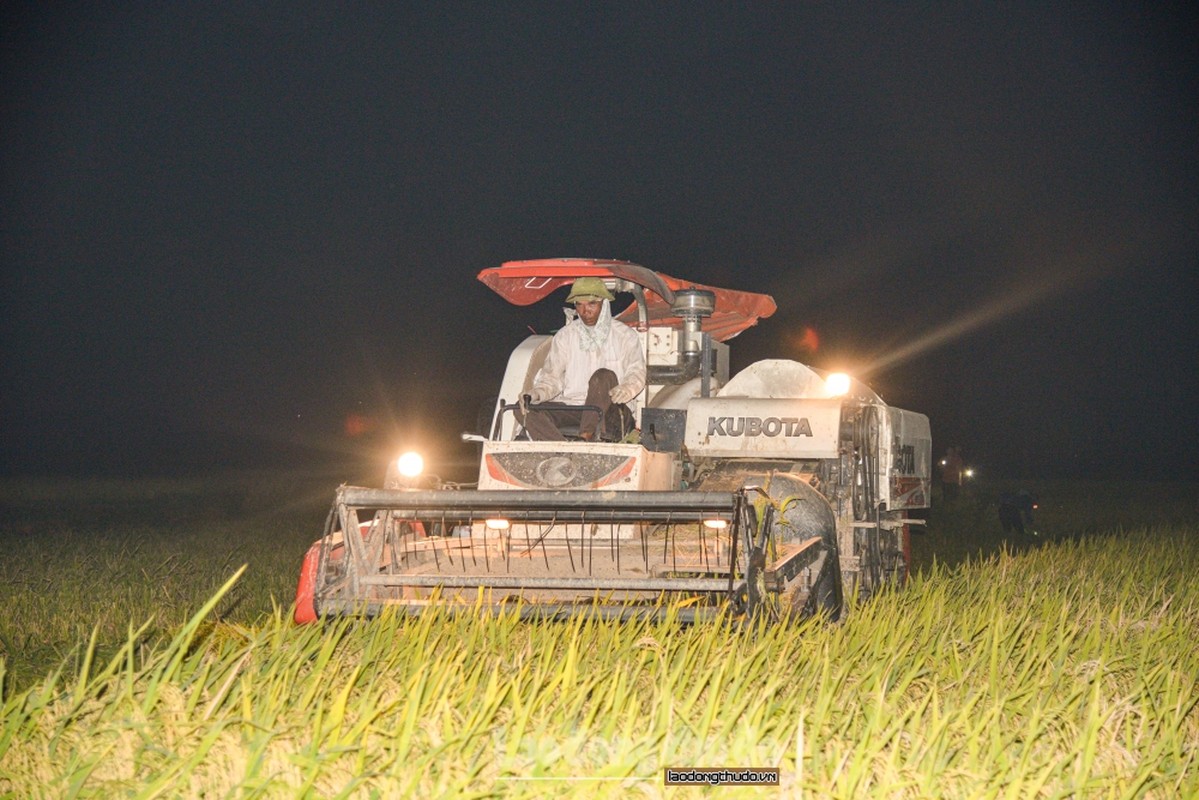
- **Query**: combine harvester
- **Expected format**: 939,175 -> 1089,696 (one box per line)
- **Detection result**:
295,258 -> 930,624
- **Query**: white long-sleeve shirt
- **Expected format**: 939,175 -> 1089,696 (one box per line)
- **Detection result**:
533,318 -> 646,406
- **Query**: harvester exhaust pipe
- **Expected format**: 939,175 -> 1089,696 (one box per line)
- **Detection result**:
647,288 -> 717,388
672,288 -> 715,357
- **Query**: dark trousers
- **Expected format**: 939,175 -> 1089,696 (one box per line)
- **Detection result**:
521,369 -> 618,441
998,504 -> 1026,535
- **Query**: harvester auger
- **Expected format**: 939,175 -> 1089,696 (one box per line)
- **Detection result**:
295,258 -> 931,624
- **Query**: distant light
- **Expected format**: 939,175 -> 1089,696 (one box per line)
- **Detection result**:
344,413 -> 374,438
825,372 -> 851,396
484,518 -> 510,530
703,519 -> 729,530
964,468 -> 975,479
397,451 -> 424,478
795,326 -> 820,353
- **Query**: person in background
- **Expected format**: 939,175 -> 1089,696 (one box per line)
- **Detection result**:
520,277 -> 646,442
940,446 -> 964,501
999,489 -> 1038,536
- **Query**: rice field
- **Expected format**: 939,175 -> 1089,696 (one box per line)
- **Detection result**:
1,474 -> 1196,797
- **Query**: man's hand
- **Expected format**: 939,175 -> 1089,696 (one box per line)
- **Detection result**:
528,387 -> 549,404
609,384 -> 638,405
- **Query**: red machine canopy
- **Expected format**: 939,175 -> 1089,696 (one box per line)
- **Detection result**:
477,258 -> 777,342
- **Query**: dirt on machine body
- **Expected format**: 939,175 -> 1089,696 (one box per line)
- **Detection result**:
294,258 -> 931,624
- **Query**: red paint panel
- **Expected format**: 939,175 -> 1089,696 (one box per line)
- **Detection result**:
477,259 -> 775,342
293,540 -> 323,624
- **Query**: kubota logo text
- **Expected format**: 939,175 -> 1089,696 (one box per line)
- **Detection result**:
707,417 -> 813,437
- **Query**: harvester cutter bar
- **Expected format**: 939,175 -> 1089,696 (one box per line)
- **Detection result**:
357,574 -> 732,591
315,599 -> 729,624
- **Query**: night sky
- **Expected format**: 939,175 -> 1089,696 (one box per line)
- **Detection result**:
2,4 -> 1196,481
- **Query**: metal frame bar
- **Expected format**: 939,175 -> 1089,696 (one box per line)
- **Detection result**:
317,599 -> 731,624
337,486 -> 739,517
763,537 -> 824,588
358,574 -> 741,592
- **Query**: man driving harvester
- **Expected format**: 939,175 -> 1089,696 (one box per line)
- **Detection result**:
519,277 -> 646,441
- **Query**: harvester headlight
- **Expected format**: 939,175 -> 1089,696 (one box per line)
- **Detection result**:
484,518 -> 510,531
396,451 -> 424,479
825,372 -> 851,397
702,518 -> 729,530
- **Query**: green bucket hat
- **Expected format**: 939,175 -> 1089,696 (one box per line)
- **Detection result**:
565,277 -> 615,303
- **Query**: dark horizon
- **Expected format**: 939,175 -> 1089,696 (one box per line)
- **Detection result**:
3,5 -> 1196,483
